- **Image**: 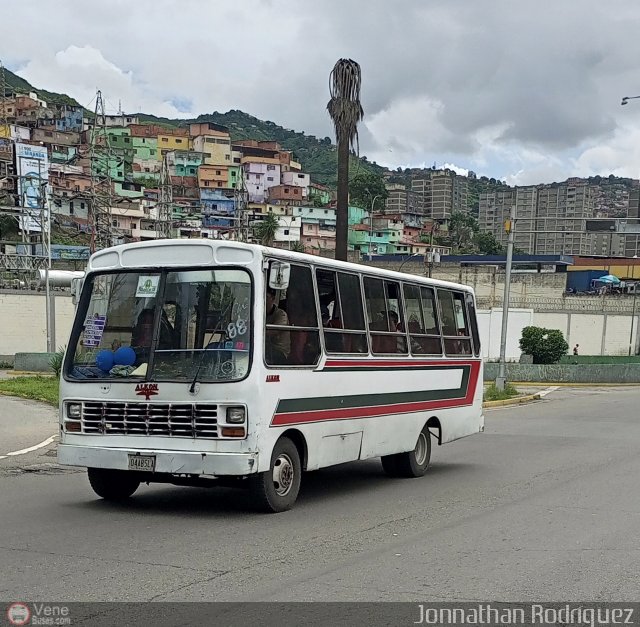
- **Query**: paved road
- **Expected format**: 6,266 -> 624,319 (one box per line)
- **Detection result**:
0,395 -> 57,458
1,387 -> 640,603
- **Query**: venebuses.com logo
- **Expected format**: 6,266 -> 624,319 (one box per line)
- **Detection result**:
6,603 -> 30,626
6,602 -> 71,625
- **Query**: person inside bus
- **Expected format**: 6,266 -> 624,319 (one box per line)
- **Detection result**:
371,310 -> 398,353
131,309 -> 154,363
286,288 -> 320,365
265,287 -> 290,365
131,308 -> 174,363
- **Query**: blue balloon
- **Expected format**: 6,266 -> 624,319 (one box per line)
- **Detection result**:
114,346 -> 136,367
96,350 -> 114,372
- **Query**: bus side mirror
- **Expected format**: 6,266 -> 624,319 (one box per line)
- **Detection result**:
268,262 -> 290,290
71,277 -> 84,306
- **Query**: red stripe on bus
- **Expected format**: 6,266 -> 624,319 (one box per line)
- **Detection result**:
271,398 -> 473,426
323,359 -> 479,368
271,361 -> 481,427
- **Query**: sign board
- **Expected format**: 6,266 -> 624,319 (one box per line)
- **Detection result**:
83,315 -> 106,348
15,143 -> 49,233
136,275 -> 160,298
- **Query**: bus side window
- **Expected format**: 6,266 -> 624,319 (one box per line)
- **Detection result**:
438,289 -> 472,356
284,264 -> 321,367
403,283 -> 442,355
316,269 -> 367,354
465,292 -> 481,357
364,277 -> 407,354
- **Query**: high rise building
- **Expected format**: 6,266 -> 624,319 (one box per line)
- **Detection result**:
479,181 -> 596,255
411,169 -> 468,221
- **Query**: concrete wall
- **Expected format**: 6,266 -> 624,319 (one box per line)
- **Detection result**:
478,308 -> 534,361
482,308 -> 639,358
484,362 -> 640,383
0,291 -> 75,354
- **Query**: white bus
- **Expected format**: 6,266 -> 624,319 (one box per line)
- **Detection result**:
58,240 -> 484,512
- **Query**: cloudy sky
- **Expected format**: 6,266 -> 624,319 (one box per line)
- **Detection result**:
4,0 -> 640,185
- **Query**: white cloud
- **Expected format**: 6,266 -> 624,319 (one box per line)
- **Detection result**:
5,0 -> 640,185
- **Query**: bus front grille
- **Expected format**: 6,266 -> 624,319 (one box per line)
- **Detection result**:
81,402 -> 219,438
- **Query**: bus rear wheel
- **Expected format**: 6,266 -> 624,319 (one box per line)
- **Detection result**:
87,468 -> 140,501
249,437 -> 301,513
381,426 -> 431,478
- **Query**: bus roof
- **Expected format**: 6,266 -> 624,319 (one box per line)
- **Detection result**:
87,239 -> 475,294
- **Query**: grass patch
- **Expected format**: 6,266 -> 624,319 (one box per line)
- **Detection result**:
0,376 -> 59,406
484,382 -> 520,402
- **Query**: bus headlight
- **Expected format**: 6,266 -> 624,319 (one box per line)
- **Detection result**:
67,403 -> 82,419
226,407 -> 246,424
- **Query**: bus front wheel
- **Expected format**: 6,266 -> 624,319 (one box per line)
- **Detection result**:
87,468 -> 140,501
249,437 -> 301,513
381,426 -> 431,478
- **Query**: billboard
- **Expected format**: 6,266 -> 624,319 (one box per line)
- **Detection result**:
15,142 -> 49,233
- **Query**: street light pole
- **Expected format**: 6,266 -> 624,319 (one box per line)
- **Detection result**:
398,251 -> 420,272
368,194 -> 380,261
496,204 -> 516,391
621,93 -> 640,354
629,289 -> 637,356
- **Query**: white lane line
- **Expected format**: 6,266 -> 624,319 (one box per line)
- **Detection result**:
538,386 -> 560,398
3,435 -> 57,457
0,456 -> 6,460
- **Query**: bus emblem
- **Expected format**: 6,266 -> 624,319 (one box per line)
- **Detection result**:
135,383 -> 159,400
266,375 -> 280,383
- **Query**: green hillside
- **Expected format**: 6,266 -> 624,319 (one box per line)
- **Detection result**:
140,109 -> 385,187
3,68 -> 81,107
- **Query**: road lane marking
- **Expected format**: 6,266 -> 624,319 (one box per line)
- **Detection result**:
3,435 -> 57,457
538,386 -> 560,398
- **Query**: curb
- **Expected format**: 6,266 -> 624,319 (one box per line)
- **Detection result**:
497,382 -> 640,388
483,393 -> 541,408
4,371 -> 54,377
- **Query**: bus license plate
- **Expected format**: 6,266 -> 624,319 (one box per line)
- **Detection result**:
128,454 -> 156,472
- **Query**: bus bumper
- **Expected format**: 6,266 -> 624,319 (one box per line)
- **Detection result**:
58,444 -> 259,476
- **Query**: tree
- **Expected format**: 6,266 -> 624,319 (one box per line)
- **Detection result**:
349,171 -> 388,211
253,213 -> 279,247
519,326 -> 568,364
475,231 -> 504,255
327,58 -> 363,261
445,212 -> 479,253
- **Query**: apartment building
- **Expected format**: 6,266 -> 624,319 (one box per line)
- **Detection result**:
479,181 -> 596,255
411,169 -> 468,221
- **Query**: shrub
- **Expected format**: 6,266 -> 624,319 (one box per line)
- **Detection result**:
519,326 -> 568,364
484,382 -> 519,401
49,346 -> 66,378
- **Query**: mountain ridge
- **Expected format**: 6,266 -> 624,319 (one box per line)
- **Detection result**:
2,68 -> 383,187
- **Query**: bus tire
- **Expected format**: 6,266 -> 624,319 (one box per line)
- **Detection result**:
87,468 -> 140,501
385,427 -> 432,479
380,455 -> 401,477
249,437 -> 301,513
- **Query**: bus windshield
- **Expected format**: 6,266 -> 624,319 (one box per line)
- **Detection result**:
67,268 -> 252,382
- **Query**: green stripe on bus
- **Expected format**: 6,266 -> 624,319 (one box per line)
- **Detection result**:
276,366 -> 470,414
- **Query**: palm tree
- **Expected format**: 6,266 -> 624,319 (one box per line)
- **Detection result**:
290,241 -> 306,253
254,213 -> 279,246
327,58 -> 363,261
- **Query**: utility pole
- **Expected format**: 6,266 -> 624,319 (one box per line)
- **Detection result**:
0,60 -> 7,134
368,194 -> 381,261
157,153 -> 172,238
88,90 -> 115,252
496,205 -> 516,391
37,159 -> 54,352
